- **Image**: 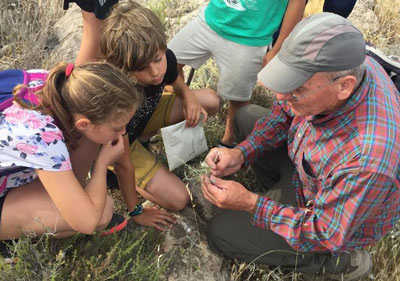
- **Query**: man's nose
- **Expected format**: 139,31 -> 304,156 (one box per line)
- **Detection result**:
275,92 -> 293,102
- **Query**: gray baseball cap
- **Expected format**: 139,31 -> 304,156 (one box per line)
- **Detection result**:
258,12 -> 366,93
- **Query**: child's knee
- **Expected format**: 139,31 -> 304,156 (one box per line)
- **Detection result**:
156,187 -> 189,211
98,195 -> 114,229
171,191 -> 190,211
204,88 -> 220,115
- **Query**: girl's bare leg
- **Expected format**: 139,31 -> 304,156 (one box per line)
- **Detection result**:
0,180 -> 113,240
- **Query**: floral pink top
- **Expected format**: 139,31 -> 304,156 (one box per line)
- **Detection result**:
0,104 -> 72,197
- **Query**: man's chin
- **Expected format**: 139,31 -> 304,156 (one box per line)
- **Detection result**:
289,107 -> 302,117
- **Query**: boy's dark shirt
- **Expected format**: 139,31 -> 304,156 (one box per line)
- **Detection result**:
127,49 -> 178,143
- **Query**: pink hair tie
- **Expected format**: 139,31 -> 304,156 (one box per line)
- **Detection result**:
65,63 -> 75,77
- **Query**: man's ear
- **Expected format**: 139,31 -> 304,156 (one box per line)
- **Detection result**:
337,75 -> 357,100
74,116 -> 92,131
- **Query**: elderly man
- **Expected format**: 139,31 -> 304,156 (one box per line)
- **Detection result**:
201,13 -> 400,280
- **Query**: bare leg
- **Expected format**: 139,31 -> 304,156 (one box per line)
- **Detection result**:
75,10 -> 103,65
169,88 -> 219,124
221,100 -> 249,146
0,180 -> 113,240
141,88 -> 219,139
137,166 -> 189,211
0,137 -> 109,240
137,87 -> 218,210
177,63 -> 185,80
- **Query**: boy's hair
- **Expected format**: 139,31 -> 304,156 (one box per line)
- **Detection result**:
14,62 -> 143,148
100,1 -> 167,73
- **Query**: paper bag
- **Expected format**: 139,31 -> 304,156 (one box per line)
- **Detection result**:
160,120 -> 208,171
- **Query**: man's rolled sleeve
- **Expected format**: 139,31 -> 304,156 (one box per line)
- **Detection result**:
252,196 -> 274,228
250,171 -> 398,252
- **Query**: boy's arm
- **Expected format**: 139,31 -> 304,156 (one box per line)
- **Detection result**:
172,75 -> 208,127
113,135 -> 139,211
113,135 -> 176,231
263,0 -> 306,65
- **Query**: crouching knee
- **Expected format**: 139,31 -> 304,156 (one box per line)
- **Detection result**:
206,215 -> 231,255
201,88 -> 220,115
97,195 -> 114,230
167,191 -> 190,211
208,89 -> 220,115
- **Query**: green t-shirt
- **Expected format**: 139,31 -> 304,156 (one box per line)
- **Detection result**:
205,0 -> 288,46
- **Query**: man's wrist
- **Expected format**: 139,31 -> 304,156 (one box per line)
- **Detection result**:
233,148 -> 245,166
247,193 -> 260,214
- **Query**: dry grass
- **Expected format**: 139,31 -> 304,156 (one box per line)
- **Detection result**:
1,0 -> 400,280
367,0 -> 400,51
304,0 -> 400,55
304,0 -> 324,17
0,0 -> 63,70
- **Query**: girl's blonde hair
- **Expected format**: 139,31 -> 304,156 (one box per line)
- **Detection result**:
99,1 -> 167,73
14,62 -> 143,148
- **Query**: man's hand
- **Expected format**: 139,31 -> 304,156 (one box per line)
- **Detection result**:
132,206 -> 177,232
205,147 -> 244,177
201,175 -> 259,213
182,90 -> 208,127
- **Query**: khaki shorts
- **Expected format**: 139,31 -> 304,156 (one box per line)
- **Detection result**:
130,92 -> 176,189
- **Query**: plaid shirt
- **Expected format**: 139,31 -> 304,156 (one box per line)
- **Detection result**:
238,56 -> 400,252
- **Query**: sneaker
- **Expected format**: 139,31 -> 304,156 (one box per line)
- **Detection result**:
302,249 -> 373,281
366,44 -> 400,91
0,240 -> 17,264
100,213 -> 128,236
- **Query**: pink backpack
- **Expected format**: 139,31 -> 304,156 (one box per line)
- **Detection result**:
0,69 -> 48,111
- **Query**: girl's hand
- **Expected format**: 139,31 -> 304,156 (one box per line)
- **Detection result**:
132,206 -> 177,231
96,135 -> 125,167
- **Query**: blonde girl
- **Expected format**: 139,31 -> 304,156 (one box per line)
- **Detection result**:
0,62 -> 142,240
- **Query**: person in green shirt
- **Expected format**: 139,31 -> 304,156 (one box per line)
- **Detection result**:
168,0 -> 306,148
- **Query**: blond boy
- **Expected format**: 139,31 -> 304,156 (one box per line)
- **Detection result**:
100,1 -> 219,230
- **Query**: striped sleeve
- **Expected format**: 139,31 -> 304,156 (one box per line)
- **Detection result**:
237,102 -> 293,167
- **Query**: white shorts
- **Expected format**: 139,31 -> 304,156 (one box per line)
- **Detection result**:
168,8 -> 269,101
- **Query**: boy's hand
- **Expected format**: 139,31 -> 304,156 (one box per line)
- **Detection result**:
131,206 -> 176,231
182,90 -> 208,127
172,75 -> 208,127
